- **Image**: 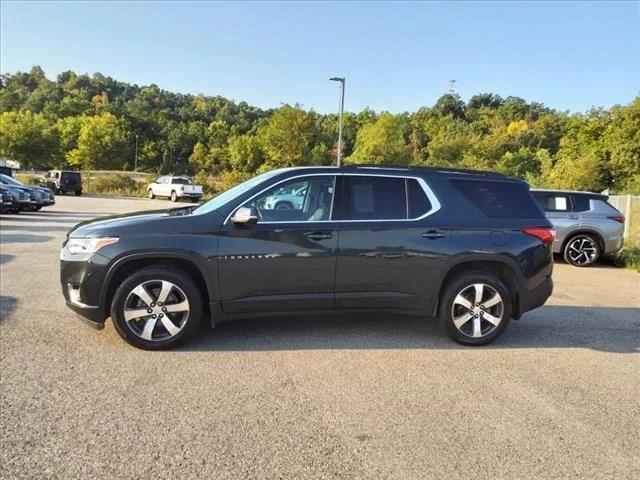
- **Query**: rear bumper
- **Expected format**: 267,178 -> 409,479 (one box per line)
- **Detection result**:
517,275 -> 553,318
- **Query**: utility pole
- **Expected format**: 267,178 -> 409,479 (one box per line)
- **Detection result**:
329,77 -> 345,167
134,134 -> 139,171
448,79 -> 457,94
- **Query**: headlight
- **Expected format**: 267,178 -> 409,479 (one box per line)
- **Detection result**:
66,237 -> 119,255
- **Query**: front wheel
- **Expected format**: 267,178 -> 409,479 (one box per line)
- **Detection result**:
148,189 -> 155,199
170,190 -> 178,202
440,272 -> 512,346
110,266 -> 203,350
563,234 -> 599,267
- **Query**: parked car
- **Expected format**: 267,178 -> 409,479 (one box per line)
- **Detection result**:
0,174 -> 55,211
261,183 -> 307,210
532,189 -> 625,267
0,184 -> 33,213
147,176 -> 203,202
41,170 -> 82,196
61,165 -> 554,350
0,186 -> 14,213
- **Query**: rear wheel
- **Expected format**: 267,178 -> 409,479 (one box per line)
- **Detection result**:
563,234 -> 599,267
170,190 -> 178,202
34,205 -> 43,211
110,266 -> 202,350
440,272 -> 512,346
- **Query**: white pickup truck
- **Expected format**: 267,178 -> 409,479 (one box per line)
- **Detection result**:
147,176 -> 203,202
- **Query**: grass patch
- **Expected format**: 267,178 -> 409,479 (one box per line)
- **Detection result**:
83,173 -> 151,197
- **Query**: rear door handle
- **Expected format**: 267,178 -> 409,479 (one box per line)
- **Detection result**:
421,230 -> 446,239
304,231 -> 332,240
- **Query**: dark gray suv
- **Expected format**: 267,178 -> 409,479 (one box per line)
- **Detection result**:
532,190 -> 625,266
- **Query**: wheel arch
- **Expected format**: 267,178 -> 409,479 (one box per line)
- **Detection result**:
101,252 -> 215,319
435,255 -> 523,319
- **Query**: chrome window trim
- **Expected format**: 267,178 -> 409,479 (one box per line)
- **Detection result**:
223,172 -> 441,225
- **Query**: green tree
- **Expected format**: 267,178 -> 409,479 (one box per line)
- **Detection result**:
67,113 -> 129,170
227,135 -> 264,173
258,104 -> 313,167
0,111 -> 59,168
348,113 -> 411,165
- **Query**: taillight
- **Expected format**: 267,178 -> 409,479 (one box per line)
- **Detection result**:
607,215 -> 625,224
522,227 -> 555,245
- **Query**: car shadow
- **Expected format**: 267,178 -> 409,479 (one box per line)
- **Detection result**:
0,233 -> 54,244
0,224 -> 76,233
177,306 -> 640,354
0,296 -> 19,324
0,215 -> 88,224
0,254 -> 15,265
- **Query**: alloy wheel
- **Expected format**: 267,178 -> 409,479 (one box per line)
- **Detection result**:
123,280 -> 190,341
451,283 -> 504,338
567,237 -> 597,266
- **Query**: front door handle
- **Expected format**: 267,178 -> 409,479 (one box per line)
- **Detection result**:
421,230 -> 446,239
304,231 -> 332,241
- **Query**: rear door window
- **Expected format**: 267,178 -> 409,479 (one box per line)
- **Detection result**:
452,180 -> 543,218
407,178 -> 432,218
339,176 -> 407,220
533,193 -> 570,212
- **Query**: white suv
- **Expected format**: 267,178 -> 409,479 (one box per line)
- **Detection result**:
148,176 -> 203,202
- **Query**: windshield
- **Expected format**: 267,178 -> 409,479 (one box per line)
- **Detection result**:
192,169 -> 290,215
0,174 -> 23,186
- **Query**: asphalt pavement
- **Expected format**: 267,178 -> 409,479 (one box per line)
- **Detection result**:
1,196 -> 639,479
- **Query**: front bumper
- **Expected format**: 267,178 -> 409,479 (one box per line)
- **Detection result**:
61,252 -> 110,327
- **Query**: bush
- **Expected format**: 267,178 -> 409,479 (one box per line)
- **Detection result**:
14,173 -> 42,186
606,247 -> 640,272
83,173 -> 150,197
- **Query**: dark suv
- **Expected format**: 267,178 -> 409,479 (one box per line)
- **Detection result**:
60,166 -> 554,349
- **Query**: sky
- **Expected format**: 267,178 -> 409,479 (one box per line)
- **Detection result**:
1,1 -> 638,114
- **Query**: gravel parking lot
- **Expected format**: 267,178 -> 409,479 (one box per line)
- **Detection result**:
1,196 -> 639,479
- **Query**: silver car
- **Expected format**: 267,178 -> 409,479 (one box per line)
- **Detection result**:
532,189 -> 625,266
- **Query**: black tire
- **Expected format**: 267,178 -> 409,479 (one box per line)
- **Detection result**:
148,189 -> 155,199
563,234 -> 600,267
34,205 -> 43,211
75,189 -> 82,196
110,266 -> 203,350
170,190 -> 178,202
439,271 -> 512,346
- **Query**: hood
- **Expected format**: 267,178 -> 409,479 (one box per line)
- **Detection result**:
68,206 -> 199,238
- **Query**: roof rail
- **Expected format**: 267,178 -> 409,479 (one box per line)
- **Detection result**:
340,164 -> 412,171
339,164 -> 505,177
431,167 -> 506,177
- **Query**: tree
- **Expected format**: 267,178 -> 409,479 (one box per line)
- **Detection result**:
258,104 -> 313,167
348,113 -> 411,165
227,135 -> 263,173
67,113 -> 129,170
0,111 -> 59,168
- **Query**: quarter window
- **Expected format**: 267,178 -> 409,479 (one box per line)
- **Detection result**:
241,175 -> 335,223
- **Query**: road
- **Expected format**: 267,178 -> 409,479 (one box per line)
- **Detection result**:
1,196 -> 639,479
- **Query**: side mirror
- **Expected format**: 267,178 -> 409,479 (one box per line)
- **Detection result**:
230,206 -> 258,224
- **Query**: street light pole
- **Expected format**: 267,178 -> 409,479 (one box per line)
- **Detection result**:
134,134 -> 139,171
329,77 -> 345,167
